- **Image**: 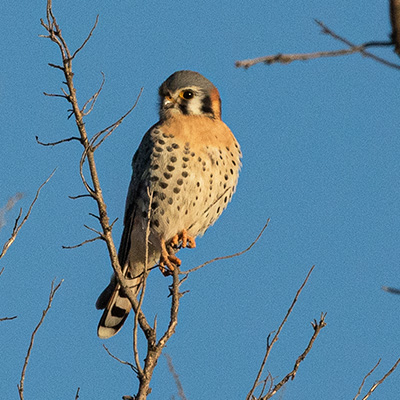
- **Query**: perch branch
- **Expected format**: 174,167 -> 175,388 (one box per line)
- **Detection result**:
132,190 -> 154,376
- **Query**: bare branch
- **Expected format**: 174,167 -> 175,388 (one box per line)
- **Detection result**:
83,224 -> 103,237
62,235 -> 102,249
43,91 -> 68,99
81,71 -> 105,116
68,194 -> 92,200
353,359 -> 381,400
133,267 -> 182,399
71,15 -> 99,60
180,219 -> 270,274
17,279 -> 63,400
164,353 -> 187,400
36,135 -> 82,146
0,315 -> 17,322
41,2 -> 144,332
133,190 -> 154,376
0,170 -> 56,262
47,63 -> 64,70
246,265 -> 315,400
236,48 -> 366,68
103,344 -> 138,374
235,20 -> 400,70
90,87 -> 144,151
74,387 -> 80,400
361,358 -> 400,400
262,313 -> 327,399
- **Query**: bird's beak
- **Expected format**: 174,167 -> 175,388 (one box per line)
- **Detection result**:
163,95 -> 175,109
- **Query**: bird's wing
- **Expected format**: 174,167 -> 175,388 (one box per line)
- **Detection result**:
117,125 -> 157,269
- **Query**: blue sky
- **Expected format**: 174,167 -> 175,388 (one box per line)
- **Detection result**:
1,1 -> 400,399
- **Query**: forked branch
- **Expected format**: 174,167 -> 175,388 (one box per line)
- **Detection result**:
40,0 -> 141,313
235,20 -> 400,70
358,358 -> 400,400
17,279 -> 63,400
246,265 -> 320,400
261,313 -> 327,399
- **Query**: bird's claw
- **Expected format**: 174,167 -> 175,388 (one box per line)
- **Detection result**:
159,239 -> 182,276
170,229 -> 196,249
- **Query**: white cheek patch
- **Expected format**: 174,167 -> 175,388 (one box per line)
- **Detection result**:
186,95 -> 204,115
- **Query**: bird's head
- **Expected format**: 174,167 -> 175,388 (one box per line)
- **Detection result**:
158,70 -> 221,120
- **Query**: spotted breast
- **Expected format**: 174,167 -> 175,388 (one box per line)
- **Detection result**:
96,70 -> 241,338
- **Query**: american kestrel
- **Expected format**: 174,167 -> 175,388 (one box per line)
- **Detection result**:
96,70 -> 241,338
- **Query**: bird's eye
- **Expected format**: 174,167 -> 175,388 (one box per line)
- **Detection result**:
180,90 -> 194,100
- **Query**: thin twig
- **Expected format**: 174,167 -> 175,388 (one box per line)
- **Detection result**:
71,15 -> 99,60
0,170 -> 56,261
17,279 -> 63,400
235,20 -> 400,71
361,358 -> 400,400
180,219 -> 270,274
83,224 -> 103,237
35,135 -> 82,146
262,313 -> 327,399
353,359 -> 381,400
236,48 -> 365,68
315,20 -> 400,70
81,71 -> 105,116
103,345 -> 138,373
90,87 -> 143,151
74,387 -> 80,400
68,194 -> 92,200
62,235 -> 102,249
164,353 -> 187,400
43,92 -> 67,99
246,265 -> 315,400
0,315 -> 17,322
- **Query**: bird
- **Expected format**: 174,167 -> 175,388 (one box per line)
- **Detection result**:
96,70 -> 241,339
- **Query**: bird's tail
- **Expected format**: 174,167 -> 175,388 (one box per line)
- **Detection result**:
96,274 -> 141,339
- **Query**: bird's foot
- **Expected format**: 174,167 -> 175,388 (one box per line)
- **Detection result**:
159,239 -> 182,276
170,229 -> 196,249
